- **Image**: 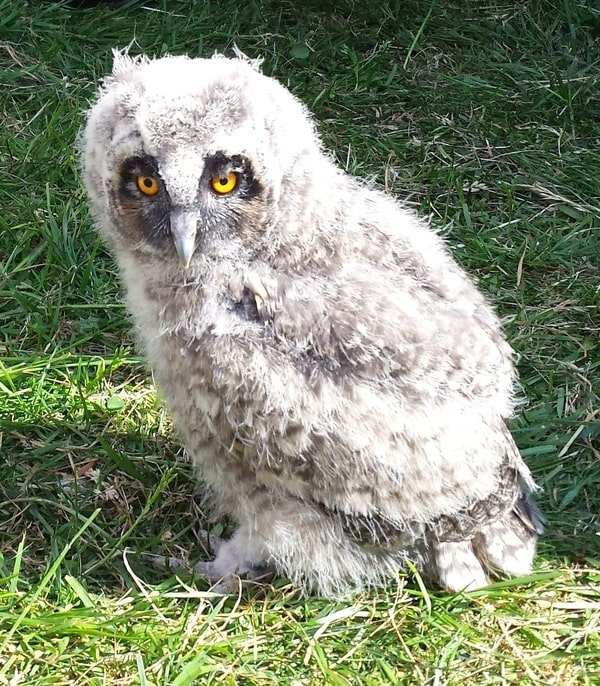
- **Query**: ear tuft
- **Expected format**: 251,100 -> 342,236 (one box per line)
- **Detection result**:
110,46 -> 149,79
231,45 -> 264,72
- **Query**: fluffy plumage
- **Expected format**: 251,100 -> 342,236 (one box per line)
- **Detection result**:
82,53 -> 542,596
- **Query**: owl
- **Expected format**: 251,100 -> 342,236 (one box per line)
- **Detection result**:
82,52 -> 542,596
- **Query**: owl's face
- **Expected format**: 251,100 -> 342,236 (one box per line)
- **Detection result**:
83,54 -> 319,270
112,146 -> 265,268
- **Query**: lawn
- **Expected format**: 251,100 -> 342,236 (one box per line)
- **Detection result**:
0,0 -> 599,684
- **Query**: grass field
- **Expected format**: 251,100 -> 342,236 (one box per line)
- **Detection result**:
1,0 -> 599,683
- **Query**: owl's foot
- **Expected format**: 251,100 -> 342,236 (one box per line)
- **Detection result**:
431,494 -> 542,592
141,551 -> 190,571
472,493 -> 543,578
194,529 -> 275,592
245,272 -> 278,316
194,559 -> 274,593
140,529 -> 227,573
431,540 -> 490,591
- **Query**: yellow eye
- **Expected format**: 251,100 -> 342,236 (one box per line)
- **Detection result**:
136,175 -> 160,196
210,172 -> 238,195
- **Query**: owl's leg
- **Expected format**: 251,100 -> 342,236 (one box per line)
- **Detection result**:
430,540 -> 490,591
431,494 -> 542,591
196,499 -> 384,596
472,494 -> 542,578
194,527 -> 275,588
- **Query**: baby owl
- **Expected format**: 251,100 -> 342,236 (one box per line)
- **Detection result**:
82,53 -> 542,596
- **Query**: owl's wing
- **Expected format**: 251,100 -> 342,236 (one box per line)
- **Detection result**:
315,440 -> 542,550
244,258 -> 510,394
236,265 -> 530,545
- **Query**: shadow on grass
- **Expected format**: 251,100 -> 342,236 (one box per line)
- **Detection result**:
1,406 -> 597,596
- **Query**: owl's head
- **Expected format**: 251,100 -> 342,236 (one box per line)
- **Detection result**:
82,53 -> 322,270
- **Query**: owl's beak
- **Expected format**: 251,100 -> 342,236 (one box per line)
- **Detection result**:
171,210 -> 198,269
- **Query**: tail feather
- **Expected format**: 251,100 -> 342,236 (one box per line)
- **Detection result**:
513,489 -> 545,536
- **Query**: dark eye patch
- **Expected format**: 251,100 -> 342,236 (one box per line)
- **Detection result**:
119,156 -> 162,197
116,155 -> 172,245
202,151 -> 263,200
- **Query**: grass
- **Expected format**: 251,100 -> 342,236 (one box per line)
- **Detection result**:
1,0 -> 599,683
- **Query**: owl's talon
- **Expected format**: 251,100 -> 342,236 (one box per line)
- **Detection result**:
141,552 -> 190,571
197,529 -> 226,555
254,292 -> 265,312
242,560 -> 276,582
245,272 -> 277,315
141,550 -> 274,589
193,559 -> 218,577
194,558 -> 274,589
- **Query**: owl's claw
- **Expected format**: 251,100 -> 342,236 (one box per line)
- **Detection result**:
198,528 -> 226,555
141,551 -> 190,571
193,527 -> 275,591
194,558 -> 273,580
141,528 -> 273,592
194,558 -> 275,593
245,272 -> 277,315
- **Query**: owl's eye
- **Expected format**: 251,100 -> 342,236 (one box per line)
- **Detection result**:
136,175 -> 160,196
210,172 -> 238,195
